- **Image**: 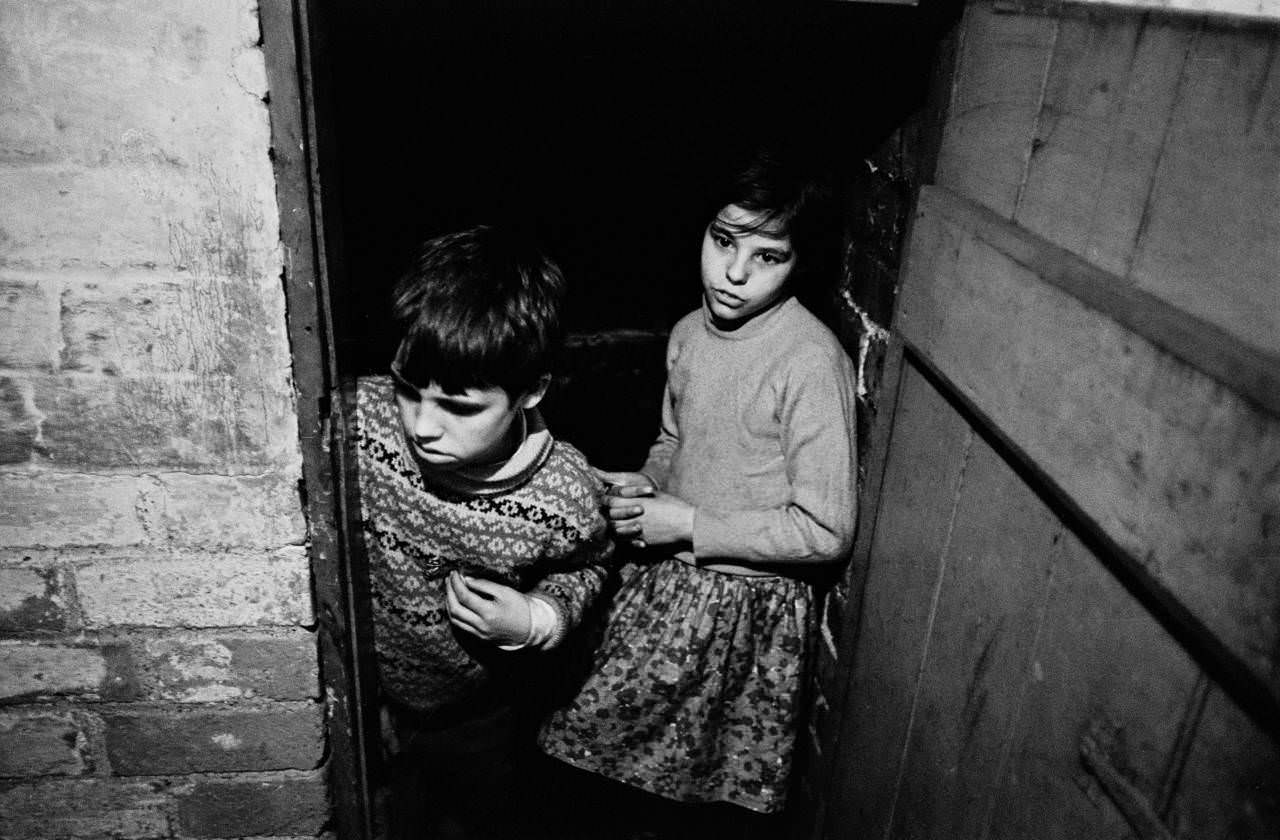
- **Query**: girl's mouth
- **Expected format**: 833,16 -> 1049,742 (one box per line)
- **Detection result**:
712,289 -> 744,306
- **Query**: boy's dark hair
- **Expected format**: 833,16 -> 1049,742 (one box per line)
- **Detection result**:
391,226 -> 565,398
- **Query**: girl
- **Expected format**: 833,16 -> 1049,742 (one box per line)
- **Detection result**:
538,151 -> 859,836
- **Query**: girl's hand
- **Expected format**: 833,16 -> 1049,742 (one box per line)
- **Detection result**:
593,469 -> 655,499
595,469 -> 656,547
622,491 -> 694,547
444,572 -> 531,647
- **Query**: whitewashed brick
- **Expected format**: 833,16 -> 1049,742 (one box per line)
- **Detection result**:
75,548 -> 312,628
29,371 -> 298,470
0,274 -> 61,370
148,472 -> 305,549
0,0 -> 280,272
0,473 -> 149,548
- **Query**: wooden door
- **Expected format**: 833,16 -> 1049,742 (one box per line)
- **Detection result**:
815,6 -> 1280,835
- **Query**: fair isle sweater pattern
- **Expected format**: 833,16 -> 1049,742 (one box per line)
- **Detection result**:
355,375 -> 612,714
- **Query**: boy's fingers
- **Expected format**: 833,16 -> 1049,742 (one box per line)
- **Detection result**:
606,502 -> 644,520
458,575 -> 502,599
446,573 -> 484,614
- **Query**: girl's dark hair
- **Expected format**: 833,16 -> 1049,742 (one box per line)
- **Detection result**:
390,226 -> 565,398
705,145 -> 838,317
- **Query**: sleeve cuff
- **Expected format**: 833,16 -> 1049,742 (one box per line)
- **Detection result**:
498,594 -> 563,651
496,595 -> 559,651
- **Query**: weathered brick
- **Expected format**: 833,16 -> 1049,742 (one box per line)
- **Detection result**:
29,370 -> 298,469
174,769 -> 328,838
0,564 -> 73,633
0,0 -> 280,272
122,629 -> 319,703
58,273 -> 291,378
0,641 -> 108,701
149,473 -> 306,549
0,472 -> 149,548
0,776 -> 171,839
75,548 -> 312,629
0,375 -> 44,465
103,702 -> 323,775
0,160 -> 280,271
0,709 -> 91,777
0,274 -> 60,370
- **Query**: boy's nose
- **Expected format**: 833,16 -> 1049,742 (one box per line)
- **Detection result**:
412,406 -> 443,439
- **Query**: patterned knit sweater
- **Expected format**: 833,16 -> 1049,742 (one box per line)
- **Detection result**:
356,375 -> 613,715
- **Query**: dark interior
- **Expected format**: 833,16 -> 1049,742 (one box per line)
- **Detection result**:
326,0 -> 946,433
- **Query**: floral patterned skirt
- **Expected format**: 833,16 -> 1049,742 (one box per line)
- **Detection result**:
538,557 -> 814,814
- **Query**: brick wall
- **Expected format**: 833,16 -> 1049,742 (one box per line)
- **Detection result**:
0,0 -> 326,837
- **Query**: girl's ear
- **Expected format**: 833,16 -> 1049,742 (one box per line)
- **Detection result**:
518,374 -> 551,410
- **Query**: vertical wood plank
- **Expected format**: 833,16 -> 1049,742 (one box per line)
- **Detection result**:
898,189 -> 1280,706
934,0 -> 1058,216
887,429 -> 1061,839
821,362 -> 973,839
1013,9 -> 1199,279
1127,22 -> 1280,355
989,527 -> 1201,840
1167,685 -> 1280,836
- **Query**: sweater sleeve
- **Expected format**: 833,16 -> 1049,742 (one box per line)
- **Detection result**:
692,346 -> 859,565
528,490 -> 615,649
639,328 -> 684,488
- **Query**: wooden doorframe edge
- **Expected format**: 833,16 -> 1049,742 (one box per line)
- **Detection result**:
812,12 -> 965,835
260,1 -> 378,837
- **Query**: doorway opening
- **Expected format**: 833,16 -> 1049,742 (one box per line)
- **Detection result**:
301,0 -> 956,834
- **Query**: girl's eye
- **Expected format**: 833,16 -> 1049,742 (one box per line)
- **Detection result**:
712,232 -> 734,248
759,252 -> 783,265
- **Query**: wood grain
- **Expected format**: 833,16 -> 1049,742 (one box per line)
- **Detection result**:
898,185 -> 1280,707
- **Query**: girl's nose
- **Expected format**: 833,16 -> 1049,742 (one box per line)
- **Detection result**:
726,252 -> 749,284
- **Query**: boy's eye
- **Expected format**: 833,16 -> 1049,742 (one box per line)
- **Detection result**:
439,401 -> 485,417
711,231 -> 734,248
758,251 -> 788,265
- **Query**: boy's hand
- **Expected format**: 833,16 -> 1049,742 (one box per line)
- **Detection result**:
616,490 -> 694,548
595,469 -> 656,548
444,572 -> 531,647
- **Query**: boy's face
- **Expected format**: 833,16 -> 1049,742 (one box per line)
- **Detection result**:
391,370 -> 545,472
700,204 -> 796,326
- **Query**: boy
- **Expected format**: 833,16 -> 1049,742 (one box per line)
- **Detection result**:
355,226 -> 613,839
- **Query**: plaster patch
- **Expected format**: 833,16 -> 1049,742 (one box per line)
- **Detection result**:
210,732 -> 243,750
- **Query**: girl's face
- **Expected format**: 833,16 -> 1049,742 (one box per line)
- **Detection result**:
700,204 -> 797,327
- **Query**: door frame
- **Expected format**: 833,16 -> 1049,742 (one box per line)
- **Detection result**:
261,1 -> 379,837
